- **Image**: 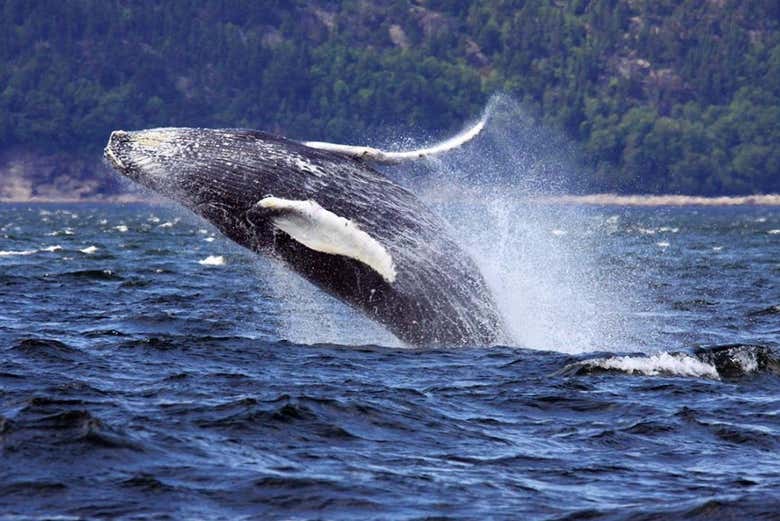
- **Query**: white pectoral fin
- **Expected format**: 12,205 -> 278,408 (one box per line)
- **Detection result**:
257,197 -> 397,283
303,114 -> 487,164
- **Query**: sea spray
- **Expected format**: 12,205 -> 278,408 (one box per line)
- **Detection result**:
259,95 -> 658,350
392,95 -> 657,353
265,260 -> 401,347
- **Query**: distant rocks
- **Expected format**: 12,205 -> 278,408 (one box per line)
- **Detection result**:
0,148 -> 130,202
538,193 -> 780,206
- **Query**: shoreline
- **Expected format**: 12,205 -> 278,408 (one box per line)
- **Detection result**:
0,195 -> 163,205
1,193 -> 780,206
534,193 -> 780,206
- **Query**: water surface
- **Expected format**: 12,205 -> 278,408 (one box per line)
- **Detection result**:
1,203 -> 778,520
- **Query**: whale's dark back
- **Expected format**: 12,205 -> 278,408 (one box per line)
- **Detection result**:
106,128 -> 508,346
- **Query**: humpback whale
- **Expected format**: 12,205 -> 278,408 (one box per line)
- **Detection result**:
104,118 -> 508,346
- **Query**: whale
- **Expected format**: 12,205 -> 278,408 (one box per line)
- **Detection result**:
104,120 -> 508,346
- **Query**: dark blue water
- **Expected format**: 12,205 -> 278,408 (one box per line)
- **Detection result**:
1,203 -> 779,520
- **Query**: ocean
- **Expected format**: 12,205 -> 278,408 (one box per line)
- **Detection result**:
1,201 -> 778,520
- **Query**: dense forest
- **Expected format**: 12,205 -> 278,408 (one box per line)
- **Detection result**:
1,0 -> 779,196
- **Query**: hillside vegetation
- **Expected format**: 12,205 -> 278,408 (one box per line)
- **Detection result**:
1,0 -> 779,195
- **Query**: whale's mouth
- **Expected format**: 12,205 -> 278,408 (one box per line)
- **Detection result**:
104,130 -> 129,171
104,129 -> 149,184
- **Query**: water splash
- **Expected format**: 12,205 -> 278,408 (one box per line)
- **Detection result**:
389,95 -> 655,353
265,260 -> 401,347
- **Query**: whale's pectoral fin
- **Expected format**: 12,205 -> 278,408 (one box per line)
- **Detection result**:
248,196 -> 397,283
303,114 -> 487,164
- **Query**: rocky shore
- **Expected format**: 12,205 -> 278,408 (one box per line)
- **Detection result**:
0,147 -> 127,202
536,194 -> 780,206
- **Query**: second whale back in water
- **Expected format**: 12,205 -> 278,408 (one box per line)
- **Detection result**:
104,120 -> 508,346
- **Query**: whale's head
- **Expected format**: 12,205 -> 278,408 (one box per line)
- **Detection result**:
106,127 -> 313,246
106,128 -> 252,204
105,129 -> 175,189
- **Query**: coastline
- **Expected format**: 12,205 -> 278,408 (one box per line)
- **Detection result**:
533,193 -> 780,206
2,193 -> 780,206
0,194 -> 163,205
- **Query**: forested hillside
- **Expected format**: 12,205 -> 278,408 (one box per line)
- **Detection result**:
1,0 -> 779,196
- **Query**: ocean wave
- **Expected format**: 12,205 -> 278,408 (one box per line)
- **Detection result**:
53,269 -> 123,281
198,255 -> 225,266
5,402 -> 143,452
8,338 -> 81,363
561,345 -> 778,379
0,249 -> 38,257
0,245 -> 62,257
748,305 -> 780,317
693,344 -> 779,378
46,228 -> 75,236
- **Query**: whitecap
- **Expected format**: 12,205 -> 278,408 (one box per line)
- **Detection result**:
204,237 -> 215,242
114,225 -> 129,233
577,352 -> 719,379
731,350 -> 759,373
656,241 -> 670,248
0,245 -> 61,257
47,228 -> 75,237
198,255 -> 225,266
158,221 -> 175,228
80,246 -> 99,254
551,229 -> 567,236
0,249 -> 37,257
768,229 -> 780,235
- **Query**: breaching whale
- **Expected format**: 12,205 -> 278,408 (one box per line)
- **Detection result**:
104,119 -> 508,346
